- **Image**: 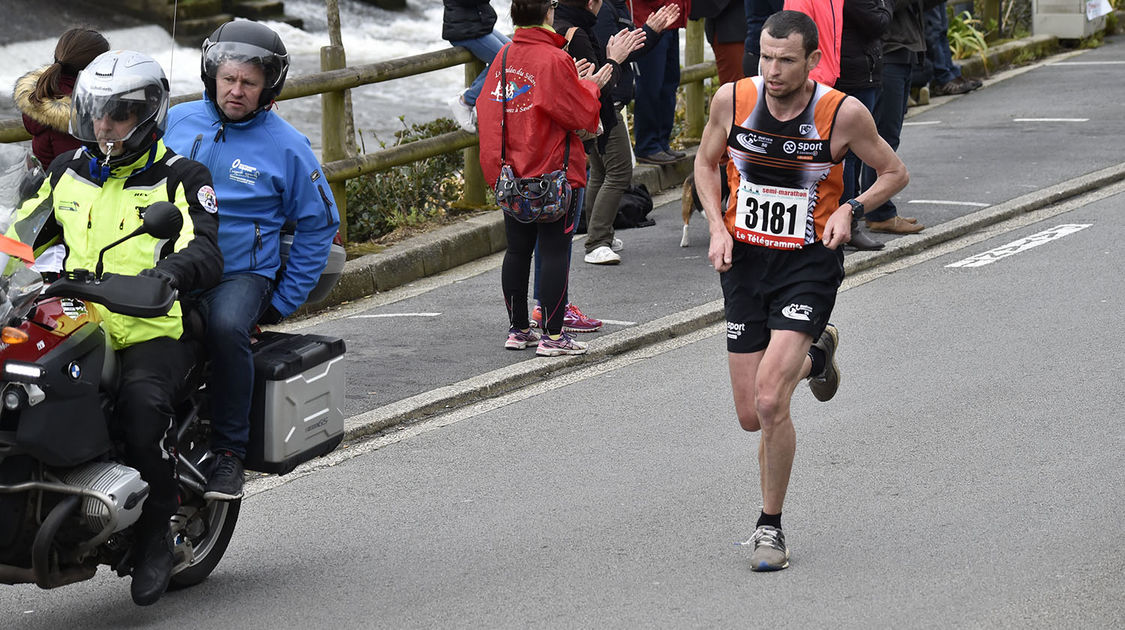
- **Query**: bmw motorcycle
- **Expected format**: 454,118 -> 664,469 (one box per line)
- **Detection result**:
0,155 -> 346,592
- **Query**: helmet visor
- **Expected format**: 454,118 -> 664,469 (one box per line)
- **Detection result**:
202,40 -> 288,90
70,88 -> 166,149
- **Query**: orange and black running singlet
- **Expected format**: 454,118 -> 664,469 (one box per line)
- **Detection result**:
724,76 -> 846,249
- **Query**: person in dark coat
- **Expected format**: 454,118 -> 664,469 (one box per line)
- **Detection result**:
836,0 -> 893,250
12,27 -> 108,167
692,0 -> 746,84
443,0 -> 511,133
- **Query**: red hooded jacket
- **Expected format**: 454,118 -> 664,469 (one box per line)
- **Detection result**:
477,27 -> 601,189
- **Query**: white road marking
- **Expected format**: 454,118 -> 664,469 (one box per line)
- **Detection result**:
1012,118 -> 1089,122
907,199 -> 990,207
903,120 -> 942,126
598,319 -> 636,326
350,312 -> 442,318
945,224 -> 1092,268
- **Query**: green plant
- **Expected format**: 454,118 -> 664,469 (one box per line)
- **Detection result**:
345,117 -> 465,243
948,10 -> 990,69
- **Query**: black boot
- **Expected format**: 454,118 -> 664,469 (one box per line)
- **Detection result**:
131,525 -> 174,606
846,217 -> 884,251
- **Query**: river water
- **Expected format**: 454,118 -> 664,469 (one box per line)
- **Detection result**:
0,0 -> 514,156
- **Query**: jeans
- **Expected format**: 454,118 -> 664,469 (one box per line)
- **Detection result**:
633,29 -> 680,157
861,60 -> 911,222
450,30 -> 511,106
924,3 -> 961,85
198,273 -> 274,459
585,110 -> 631,252
839,87 -> 878,204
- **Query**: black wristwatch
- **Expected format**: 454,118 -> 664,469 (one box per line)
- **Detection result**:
845,198 -> 865,219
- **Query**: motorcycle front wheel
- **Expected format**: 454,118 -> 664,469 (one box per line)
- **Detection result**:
168,496 -> 241,589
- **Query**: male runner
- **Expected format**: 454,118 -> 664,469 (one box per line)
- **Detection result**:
693,10 -> 908,571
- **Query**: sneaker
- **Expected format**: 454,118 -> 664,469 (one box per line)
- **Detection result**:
808,324 -> 839,402
532,303 -> 603,333
505,327 -> 540,350
584,245 -> 621,265
203,451 -> 245,501
745,525 -> 790,571
448,93 -> 476,133
610,237 -> 624,252
536,331 -> 588,356
666,148 -> 686,159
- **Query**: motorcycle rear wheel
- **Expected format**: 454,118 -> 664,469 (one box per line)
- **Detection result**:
168,497 -> 241,589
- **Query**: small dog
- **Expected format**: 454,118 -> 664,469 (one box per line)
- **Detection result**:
680,171 -> 728,247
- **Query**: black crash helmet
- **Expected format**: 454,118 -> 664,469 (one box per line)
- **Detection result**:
201,20 -> 290,112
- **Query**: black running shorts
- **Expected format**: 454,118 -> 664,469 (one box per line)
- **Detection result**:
719,240 -> 845,353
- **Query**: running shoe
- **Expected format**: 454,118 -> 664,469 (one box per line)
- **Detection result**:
611,237 -> 624,252
505,327 -> 540,350
536,331 -> 588,357
745,525 -> 790,571
531,303 -> 603,333
808,324 -> 839,402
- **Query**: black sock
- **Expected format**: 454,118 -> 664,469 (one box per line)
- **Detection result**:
756,510 -> 782,530
808,346 -> 826,378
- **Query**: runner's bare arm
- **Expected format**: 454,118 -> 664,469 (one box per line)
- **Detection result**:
823,97 -> 910,249
695,83 -> 735,272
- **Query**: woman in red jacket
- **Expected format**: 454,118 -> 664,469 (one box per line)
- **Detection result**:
13,28 -> 109,168
477,0 -> 605,356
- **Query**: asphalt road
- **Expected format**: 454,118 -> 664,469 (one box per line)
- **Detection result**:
6,174 -> 1123,629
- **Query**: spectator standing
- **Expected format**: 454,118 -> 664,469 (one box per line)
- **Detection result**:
743,0 -> 783,76
444,0 -> 512,133
784,0 -> 843,86
835,0 -> 892,250
554,0 -> 649,265
859,0 -> 925,234
12,27 -> 108,167
693,0 -> 746,84
477,0 -> 605,355
164,20 -> 341,501
924,0 -> 981,95
631,0 -> 691,165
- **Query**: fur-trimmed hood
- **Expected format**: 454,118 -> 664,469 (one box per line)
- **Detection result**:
13,67 -> 73,133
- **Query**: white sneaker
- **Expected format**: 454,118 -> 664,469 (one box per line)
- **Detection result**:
448,93 -> 476,133
584,245 -> 621,265
610,237 -> 623,252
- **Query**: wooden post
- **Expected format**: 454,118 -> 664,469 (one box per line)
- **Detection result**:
980,0 -> 1001,41
462,58 -> 487,206
684,20 -> 705,143
322,0 -> 350,241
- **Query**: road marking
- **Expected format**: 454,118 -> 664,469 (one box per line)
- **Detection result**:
908,199 -> 990,207
903,120 -> 942,126
1052,61 -> 1125,65
599,319 -> 636,326
1012,118 -> 1089,122
945,224 -> 1092,268
350,312 -> 442,318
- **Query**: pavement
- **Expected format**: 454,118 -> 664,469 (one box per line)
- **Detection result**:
285,31 -> 1125,445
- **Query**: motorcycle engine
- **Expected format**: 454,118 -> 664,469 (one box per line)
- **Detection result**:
61,462 -> 149,534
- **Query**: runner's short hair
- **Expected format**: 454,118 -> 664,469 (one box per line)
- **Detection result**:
762,10 -> 820,58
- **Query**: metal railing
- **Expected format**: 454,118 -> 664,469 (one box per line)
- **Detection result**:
1,21 -> 716,242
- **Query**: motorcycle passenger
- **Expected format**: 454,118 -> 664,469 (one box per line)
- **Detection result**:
164,20 -> 340,502
14,50 -> 222,606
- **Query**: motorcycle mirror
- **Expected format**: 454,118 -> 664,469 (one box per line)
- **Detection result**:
141,202 -> 184,241
94,202 -> 184,277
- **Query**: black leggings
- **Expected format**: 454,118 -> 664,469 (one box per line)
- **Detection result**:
501,200 -> 575,336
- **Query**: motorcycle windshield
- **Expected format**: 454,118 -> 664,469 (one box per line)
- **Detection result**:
0,153 -> 49,324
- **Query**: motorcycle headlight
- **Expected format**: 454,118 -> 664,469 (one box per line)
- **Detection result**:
2,360 -> 45,383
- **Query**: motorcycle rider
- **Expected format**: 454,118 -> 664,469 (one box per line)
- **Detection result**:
164,20 -> 340,501
15,50 -> 222,605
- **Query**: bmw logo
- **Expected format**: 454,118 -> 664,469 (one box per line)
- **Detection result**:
68,362 -> 82,380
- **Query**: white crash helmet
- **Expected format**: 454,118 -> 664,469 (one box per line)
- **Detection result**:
69,50 -> 169,164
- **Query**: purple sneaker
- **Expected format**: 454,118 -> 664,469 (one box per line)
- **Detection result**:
535,332 -> 588,357
532,303 -> 603,333
505,327 -> 540,350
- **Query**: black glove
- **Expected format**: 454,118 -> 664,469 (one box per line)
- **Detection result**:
258,304 -> 284,326
138,267 -> 178,289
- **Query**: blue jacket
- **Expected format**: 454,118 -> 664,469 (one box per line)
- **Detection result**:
164,99 -> 340,317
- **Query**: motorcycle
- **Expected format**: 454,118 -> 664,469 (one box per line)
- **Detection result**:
0,155 -> 346,593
